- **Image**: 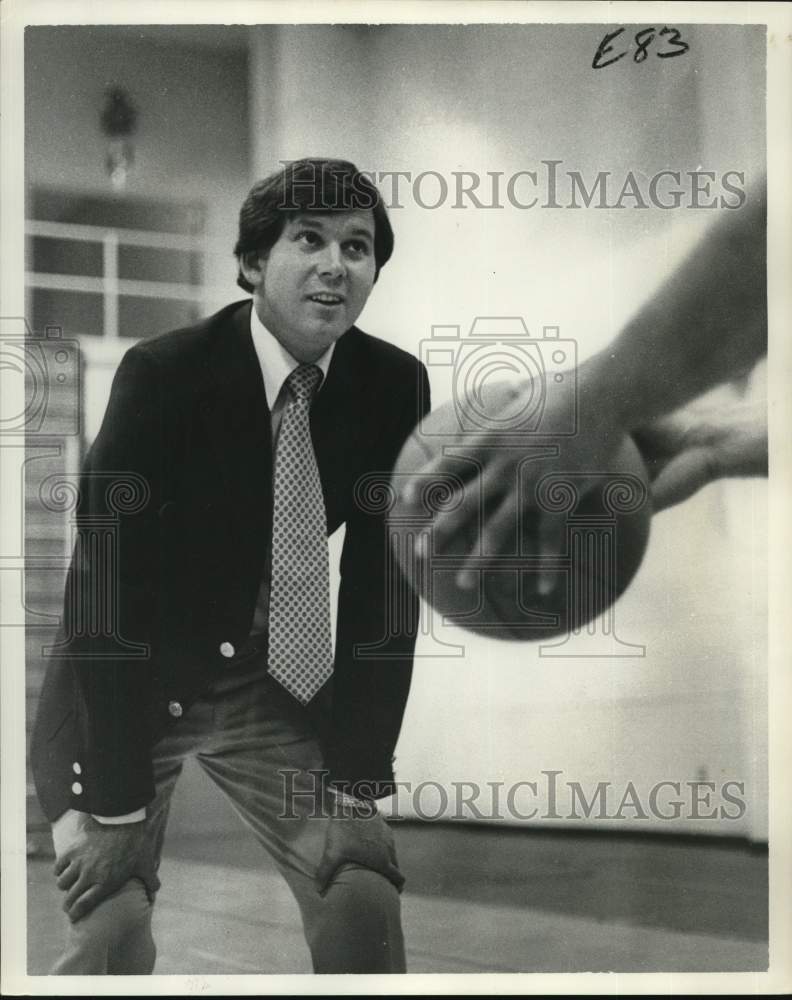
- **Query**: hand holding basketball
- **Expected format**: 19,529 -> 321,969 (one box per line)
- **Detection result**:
389,364 -> 652,640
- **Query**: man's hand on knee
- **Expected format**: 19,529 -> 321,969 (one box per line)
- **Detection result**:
315,793 -> 404,897
54,815 -> 147,923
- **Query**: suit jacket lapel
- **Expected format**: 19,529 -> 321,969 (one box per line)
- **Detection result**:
311,328 -> 370,532
198,301 -> 272,560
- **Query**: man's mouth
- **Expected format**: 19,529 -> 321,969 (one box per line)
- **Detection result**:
307,292 -> 345,306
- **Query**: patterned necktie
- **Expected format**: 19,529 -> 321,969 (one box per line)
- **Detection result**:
267,363 -> 333,704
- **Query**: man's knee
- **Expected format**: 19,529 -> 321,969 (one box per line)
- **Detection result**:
54,879 -> 155,975
304,865 -> 405,973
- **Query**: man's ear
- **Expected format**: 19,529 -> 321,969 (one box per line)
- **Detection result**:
239,250 -> 266,289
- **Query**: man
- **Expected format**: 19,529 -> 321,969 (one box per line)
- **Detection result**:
30,159 -> 430,974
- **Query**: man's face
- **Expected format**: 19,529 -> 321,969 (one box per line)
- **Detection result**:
244,210 -> 377,362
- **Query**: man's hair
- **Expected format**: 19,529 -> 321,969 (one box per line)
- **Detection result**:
234,158 -> 394,292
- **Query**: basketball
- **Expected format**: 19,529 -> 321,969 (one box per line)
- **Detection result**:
389,392 -> 652,641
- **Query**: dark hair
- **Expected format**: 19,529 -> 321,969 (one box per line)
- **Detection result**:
234,158 -> 394,292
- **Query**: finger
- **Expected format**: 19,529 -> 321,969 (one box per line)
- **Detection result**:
631,425 -> 677,459
314,854 -> 338,897
643,453 -> 673,484
400,478 -> 481,563
63,871 -> 93,914
383,861 -> 406,894
650,449 -> 713,512
315,850 -> 404,897
401,420 -> 511,506
632,417 -> 692,467
66,883 -> 109,924
455,489 -> 519,589
386,836 -> 400,869
314,819 -> 383,896
400,450 -> 478,507
349,841 -> 405,894
55,860 -> 80,892
631,431 -> 673,481
53,853 -> 72,877
429,482 -> 480,554
408,473 -> 486,573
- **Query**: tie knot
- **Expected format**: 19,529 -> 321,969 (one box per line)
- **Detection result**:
286,364 -> 323,402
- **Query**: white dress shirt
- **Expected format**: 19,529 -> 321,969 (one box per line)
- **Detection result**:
249,305 -> 335,443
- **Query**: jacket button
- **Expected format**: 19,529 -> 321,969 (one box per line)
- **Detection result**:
72,762 -> 82,775
219,642 -> 235,658
168,700 -> 183,718
71,782 -> 83,795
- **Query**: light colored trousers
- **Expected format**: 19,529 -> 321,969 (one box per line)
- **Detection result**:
49,668 -> 405,974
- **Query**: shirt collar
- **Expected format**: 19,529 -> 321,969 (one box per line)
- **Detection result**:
249,304 -> 335,410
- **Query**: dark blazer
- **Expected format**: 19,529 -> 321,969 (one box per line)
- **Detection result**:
31,300 -> 430,820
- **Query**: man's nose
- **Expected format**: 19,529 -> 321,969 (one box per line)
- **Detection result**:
317,243 -> 345,281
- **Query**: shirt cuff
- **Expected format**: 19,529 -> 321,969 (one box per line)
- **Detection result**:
92,809 -> 146,824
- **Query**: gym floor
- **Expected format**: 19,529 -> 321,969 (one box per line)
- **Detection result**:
27,823 -> 767,975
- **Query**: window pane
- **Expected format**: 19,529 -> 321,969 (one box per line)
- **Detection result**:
27,235 -> 103,278
118,245 -> 203,285
29,189 -> 205,235
30,288 -> 104,337
118,296 -> 200,340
